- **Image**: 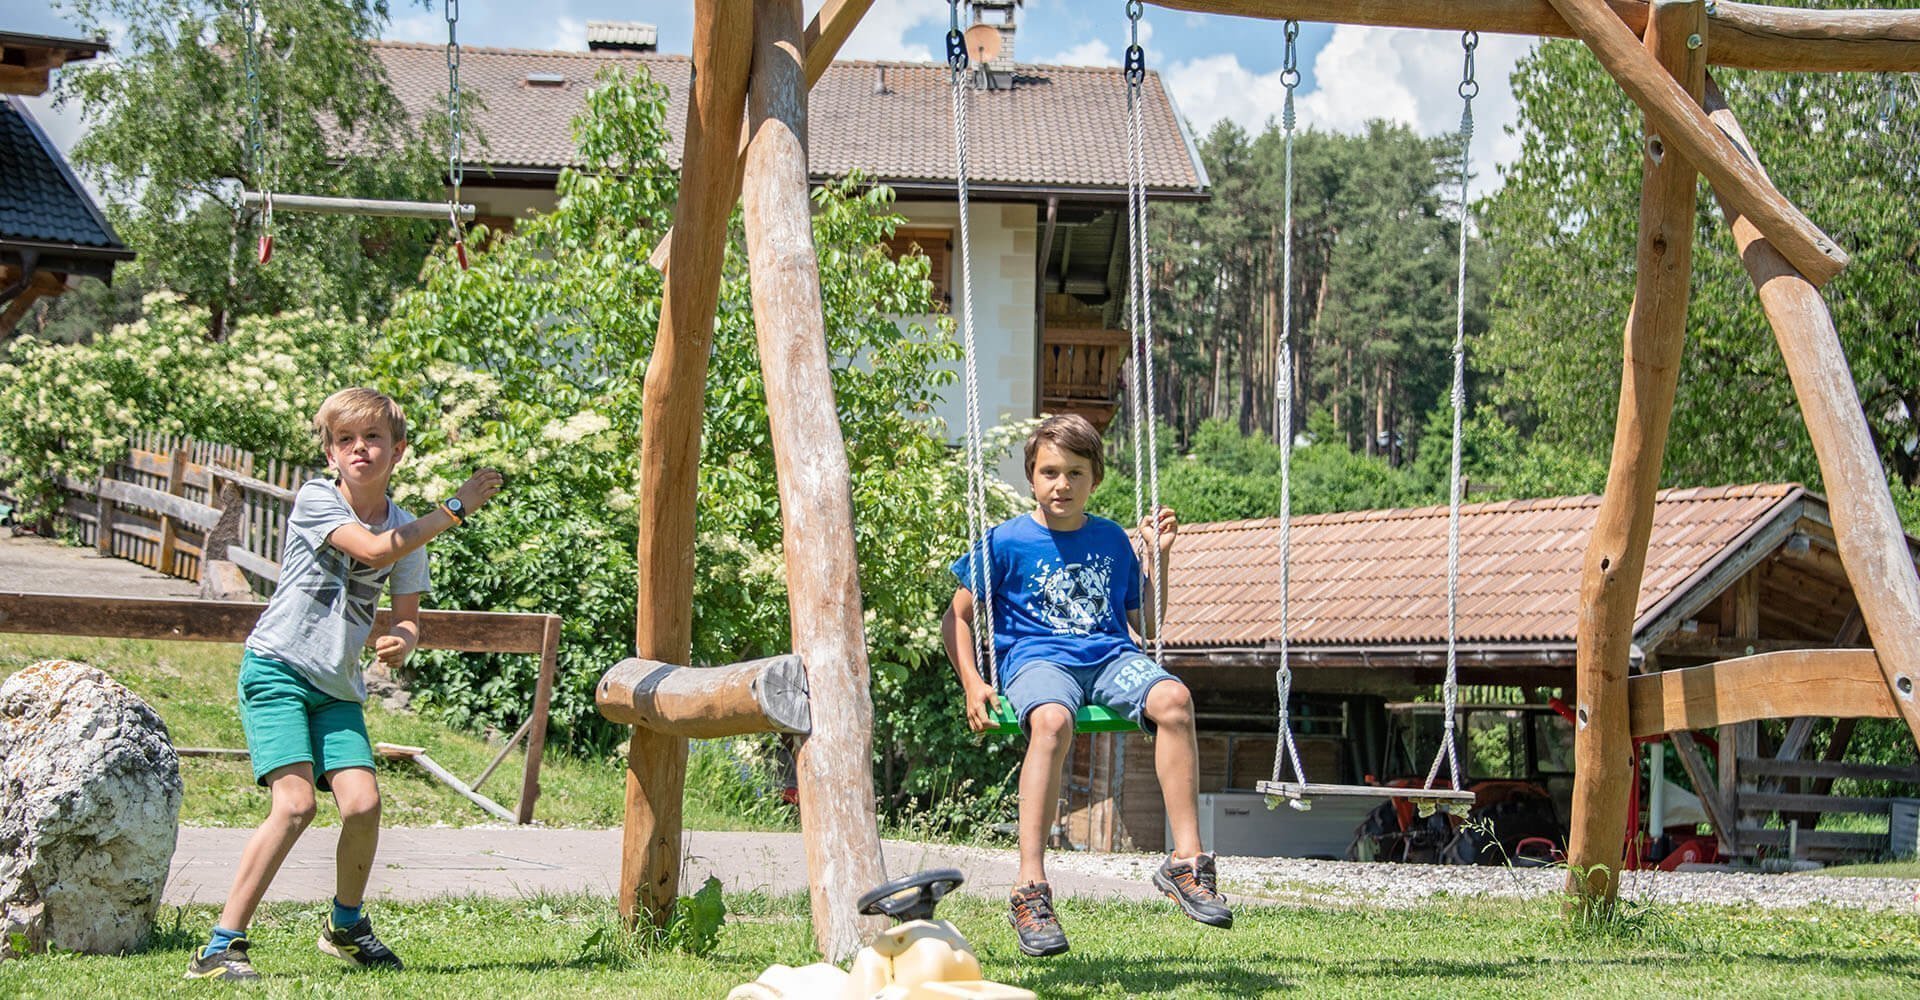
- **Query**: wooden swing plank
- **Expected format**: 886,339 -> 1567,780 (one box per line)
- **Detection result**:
241,192 -> 475,222
1255,781 -> 1476,804
1546,0 -> 1847,286
1702,78 -> 1920,755
1625,649 -> 1897,738
1149,1 -> 1920,74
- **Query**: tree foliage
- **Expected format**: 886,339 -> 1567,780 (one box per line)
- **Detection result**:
59,0 -> 447,336
373,68 -> 1020,825
1479,29 -> 1920,496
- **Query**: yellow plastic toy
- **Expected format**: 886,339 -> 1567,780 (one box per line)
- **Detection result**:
728,870 -> 1035,1000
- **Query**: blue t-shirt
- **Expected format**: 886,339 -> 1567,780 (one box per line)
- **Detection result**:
951,513 -> 1143,686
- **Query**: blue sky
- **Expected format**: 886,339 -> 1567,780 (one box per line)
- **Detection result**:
19,1 -> 1535,194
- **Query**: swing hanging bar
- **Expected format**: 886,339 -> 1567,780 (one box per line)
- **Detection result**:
239,0 -> 472,267
1257,27 -> 1479,817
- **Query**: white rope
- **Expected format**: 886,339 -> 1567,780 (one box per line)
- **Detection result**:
1270,22 -> 1308,790
951,46 -> 997,692
1423,31 -> 1478,795
1125,57 -> 1166,669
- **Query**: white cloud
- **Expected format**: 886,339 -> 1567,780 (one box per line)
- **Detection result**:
833,0 -> 939,62
544,17 -> 588,52
1043,40 -> 1116,67
1165,26 -> 1532,196
383,13 -> 442,44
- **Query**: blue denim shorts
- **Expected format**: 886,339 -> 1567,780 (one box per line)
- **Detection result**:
1003,651 -> 1178,735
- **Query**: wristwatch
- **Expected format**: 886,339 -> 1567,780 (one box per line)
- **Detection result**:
442,496 -> 466,524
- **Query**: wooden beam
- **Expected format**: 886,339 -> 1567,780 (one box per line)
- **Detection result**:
1627,649 -> 1898,737
646,0 -> 876,271
1738,756 -> 1920,783
1668,730 -> 1734,853
1702,76 -> 1920,756
1568,0 -> 1704,910
1546,0 -> 1847,285
597,654 -> 811,737
743,0 -> 888,960
624,0 -> 755,932
515,614 -> 560,824
1741,791 -> 1893,815
1149,1 -> 1920,73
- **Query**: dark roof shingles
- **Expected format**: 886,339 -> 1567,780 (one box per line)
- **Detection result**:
0,96 -> 124,251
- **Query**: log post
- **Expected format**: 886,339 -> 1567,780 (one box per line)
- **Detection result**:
157,448 -> 188,577
94,466 -> 115,557
598,654 -> 811,737
199,480 -> 253,602
741,0 -> 887,959
1567,0 -> 1704,911
622,0 -> 754,929
1701,77 -> 1920,755
516,613 -> 560,824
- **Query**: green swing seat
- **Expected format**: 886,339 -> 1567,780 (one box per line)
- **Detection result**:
985,696 -> 1139,735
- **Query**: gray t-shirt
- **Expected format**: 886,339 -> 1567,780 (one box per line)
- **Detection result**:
245,478 -> 429,702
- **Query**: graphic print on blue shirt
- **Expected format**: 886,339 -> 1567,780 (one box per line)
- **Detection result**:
951,513 -> 1142,686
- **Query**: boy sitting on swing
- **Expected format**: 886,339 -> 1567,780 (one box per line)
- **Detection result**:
943,413 -> 1231,957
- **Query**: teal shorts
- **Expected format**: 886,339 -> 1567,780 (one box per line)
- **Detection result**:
237,650 -> 375,791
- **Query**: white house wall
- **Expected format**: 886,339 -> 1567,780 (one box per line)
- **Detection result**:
897,199 -> 1037,486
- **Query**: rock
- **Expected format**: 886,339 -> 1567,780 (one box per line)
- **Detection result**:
0,660 -> 182,958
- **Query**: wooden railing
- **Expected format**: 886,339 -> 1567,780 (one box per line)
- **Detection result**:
0,592 -> 560,824
1040,327 -> 1129,432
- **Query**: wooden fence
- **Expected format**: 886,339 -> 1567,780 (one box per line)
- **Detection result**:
3,434 -> 561,824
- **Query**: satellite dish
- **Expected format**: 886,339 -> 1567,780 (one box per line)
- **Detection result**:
965,23 -> 1002,64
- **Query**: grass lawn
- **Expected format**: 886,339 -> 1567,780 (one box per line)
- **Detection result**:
0,635 -> 795,833
3,891 -> 1918,998
1804,859 -> 1920,879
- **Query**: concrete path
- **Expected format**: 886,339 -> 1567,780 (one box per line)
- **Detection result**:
166,826 -> 1161,908
2,534 -> 202,599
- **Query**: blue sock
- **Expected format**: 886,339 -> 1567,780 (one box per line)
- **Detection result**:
203,925 -> 244,958
331,897 -> 364,930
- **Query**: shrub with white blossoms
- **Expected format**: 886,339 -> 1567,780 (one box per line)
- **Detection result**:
0,293 -> 371,522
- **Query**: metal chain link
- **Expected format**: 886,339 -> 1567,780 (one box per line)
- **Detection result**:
949,0 -> 996,691
1424,30 -> 1478,795
445,0 -> 463,197
1270,19 -> 1307,792
240,0 -> 271,236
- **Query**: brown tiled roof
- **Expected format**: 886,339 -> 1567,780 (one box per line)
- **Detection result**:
369,41 -> 1205,193
1162,483 -> 1803,649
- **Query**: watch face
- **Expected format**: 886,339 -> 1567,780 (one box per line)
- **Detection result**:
446,498 -> 464,516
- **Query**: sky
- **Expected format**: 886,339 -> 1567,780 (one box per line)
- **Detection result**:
16,1 -> 1538,197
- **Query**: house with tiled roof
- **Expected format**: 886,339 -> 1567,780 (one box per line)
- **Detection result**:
1060,483 -> 1919,860
367,13 -> 1207,442
0,31 -> 133,336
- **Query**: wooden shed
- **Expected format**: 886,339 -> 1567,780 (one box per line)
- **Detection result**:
1064,483 -> 1920,860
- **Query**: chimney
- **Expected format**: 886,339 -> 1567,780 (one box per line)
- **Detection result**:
971,0 -> 1019,64
585,21 -> 658,53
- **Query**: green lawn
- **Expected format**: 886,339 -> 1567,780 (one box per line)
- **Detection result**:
2,891 -> 1917,998
1803,859 -> 1920,879
0,635 -> 795,833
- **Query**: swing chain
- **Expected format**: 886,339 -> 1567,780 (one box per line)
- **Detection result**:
946,0 -> 967,72
1124,1 -> 1146,85
1458,31 -> 1481,103
240,0 -> 271,238
1281,21 -> 1299,129
445,0 -> 464,198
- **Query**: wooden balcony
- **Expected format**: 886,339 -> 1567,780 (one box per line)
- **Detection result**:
1040,326 -> 1129,433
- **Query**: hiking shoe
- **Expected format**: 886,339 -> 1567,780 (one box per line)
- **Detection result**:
1008,881 -> 1069,957
1154,853 -> 1234,928
317,914 -> 404,971
183,938 -> 261,981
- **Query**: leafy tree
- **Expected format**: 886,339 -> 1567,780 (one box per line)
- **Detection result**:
373,69 -> 1018,827
1479,27 -> 1920,495
58,0 -> 447,338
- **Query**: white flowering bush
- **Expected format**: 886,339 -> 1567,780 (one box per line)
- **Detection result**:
375,68 -> 1021,830
0,293 -> 370,520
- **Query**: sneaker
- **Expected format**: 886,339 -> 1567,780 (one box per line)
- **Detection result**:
1154,853 -> 1234,928
1007,881 -> 1070,957
183,938 -> 261,981
317,914 -> 404,971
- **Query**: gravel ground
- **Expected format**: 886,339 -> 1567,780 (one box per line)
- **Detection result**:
1018,850 -> 1920,913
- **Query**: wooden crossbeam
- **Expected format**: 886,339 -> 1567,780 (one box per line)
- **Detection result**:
1626,649 -> 1897,737
597,654 -> 811,737
1150,1 -> 1920,73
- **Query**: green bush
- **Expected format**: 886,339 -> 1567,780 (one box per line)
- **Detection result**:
0,294 -> 370,520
